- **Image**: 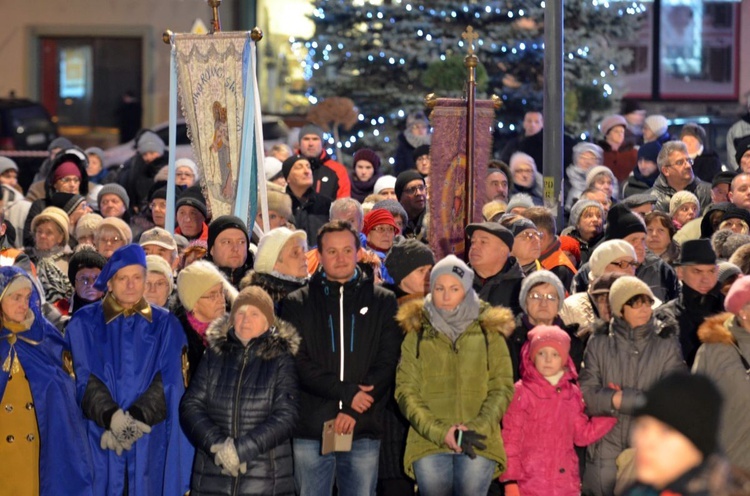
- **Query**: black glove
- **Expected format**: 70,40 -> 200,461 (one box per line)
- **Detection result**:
460,430 -> 487,459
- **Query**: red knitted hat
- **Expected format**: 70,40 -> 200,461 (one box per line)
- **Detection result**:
559,235 -> 581,266
363,208 -> 399,236
53,161 -> 81,182
353,148 -> 381,171
528,325 -> 571,363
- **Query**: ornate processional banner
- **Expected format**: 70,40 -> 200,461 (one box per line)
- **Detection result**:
428,99 -> 495,260
173,33 -> 252,219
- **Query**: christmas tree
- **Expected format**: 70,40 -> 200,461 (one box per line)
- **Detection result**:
294,0 -> 646,165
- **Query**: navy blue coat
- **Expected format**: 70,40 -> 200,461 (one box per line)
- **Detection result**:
180,315 -> 300,496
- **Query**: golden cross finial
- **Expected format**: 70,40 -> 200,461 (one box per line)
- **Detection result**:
462,26 -> 479,55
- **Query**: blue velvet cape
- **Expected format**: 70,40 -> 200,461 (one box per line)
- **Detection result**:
0,266 -> 94,495
66,298 -> 194,495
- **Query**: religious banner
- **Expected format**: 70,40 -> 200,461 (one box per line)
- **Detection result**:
428,98 -> 495,260
173,32 -> 258,219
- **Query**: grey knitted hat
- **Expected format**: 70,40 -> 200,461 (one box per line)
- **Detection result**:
519,270 -> 565,314
717,261 -> 742,285
98,183 -> 130,209
430,255 -> 474,294
569,199 -> 604,228
506,193 -> 534,212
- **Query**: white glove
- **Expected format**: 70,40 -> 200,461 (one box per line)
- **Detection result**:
110,409 -> 148,450
100,429 -> 124,456
209,438 -> 247,477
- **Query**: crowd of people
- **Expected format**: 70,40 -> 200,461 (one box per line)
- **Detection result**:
2,103 -> 750,496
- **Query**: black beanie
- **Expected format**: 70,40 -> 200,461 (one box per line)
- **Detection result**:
605,203 -> 646,240
176,185 -> 208,219
67,246 -> 107,285
384,239 -> 435,289
150,187 -> 167,201
282,155 -> 307,180
395,170 -> 425,199
634,372 -> 723,458
413,145 -> 431,160
208,215 -> 249,253
49,192 -> 85,216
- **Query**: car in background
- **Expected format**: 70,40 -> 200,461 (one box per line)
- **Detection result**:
103,115 -> 290,168
0,97 -> 58,191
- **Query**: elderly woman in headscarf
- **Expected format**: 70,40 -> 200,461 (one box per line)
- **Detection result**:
395,255 -> 515,495
566,142 -> 604,212
180,286 -> 299,495
29,207 -> 74,309
0,266 -> 93,494
561,200 -> 605,266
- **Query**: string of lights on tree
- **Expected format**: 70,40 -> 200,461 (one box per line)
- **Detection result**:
291,0 -> 646,165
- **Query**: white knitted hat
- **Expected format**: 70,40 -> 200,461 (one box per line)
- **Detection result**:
373,175 -> 397,195
254,227 -> 308,275
590,239 -> 637,279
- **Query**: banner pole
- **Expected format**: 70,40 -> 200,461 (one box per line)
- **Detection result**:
165,33 -> 178,235
462,27 -> 479,262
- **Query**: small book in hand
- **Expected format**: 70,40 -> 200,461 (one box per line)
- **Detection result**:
321,419 -> 353,454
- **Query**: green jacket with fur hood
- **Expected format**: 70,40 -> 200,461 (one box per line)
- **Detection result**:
394,299 -> 515,478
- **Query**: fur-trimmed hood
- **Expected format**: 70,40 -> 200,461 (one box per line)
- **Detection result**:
205,313 -> 301,359
396,298 -> 515,338
697,312 -> 737,346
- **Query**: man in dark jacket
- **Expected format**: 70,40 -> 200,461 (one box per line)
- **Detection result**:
466,222 -> 524,315
298,123 -> 351,200
396,170 -> 428,242
680,123 -> 722,183
279,220 -> 401,496
116,130 -> 169,215
205,215 -> 254,289
283,155 -> 331,244
655,239 -> 724,367
648,140 -> 712,213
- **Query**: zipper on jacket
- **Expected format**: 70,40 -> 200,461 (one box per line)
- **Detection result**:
232,346 -> 250,495
339,285 -> 345,410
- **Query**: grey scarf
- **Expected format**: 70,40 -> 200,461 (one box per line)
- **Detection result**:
424,290 -> 481,343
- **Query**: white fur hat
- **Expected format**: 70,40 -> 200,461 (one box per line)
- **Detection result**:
254,227 -> 308,275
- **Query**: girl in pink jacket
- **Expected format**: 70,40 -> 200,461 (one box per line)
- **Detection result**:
501,325 -> 617,496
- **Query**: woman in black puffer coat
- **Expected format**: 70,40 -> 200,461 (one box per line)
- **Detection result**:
180,286 -> 300,496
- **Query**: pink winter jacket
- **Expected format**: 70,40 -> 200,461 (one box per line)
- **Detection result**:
500,343 -> 617,496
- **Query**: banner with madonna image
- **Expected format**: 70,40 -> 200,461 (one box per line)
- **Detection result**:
428,98 -> 494,260
172,32 -> 266,226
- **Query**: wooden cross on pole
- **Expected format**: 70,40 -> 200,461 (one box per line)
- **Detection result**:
462,26 -> 479,55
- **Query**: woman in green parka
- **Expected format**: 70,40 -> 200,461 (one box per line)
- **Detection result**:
394,254 -> 515,495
